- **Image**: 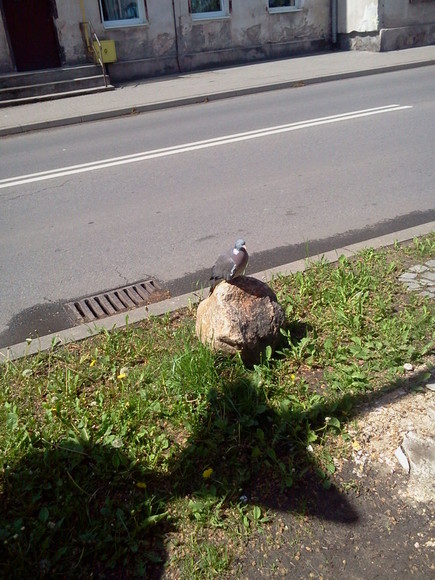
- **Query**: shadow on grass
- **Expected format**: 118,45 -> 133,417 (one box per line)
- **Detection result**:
1,365 -> 430,578
164,377 -> 360,520
0,439 -> 172,579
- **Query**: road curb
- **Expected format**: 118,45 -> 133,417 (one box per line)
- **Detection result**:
1,58 -> 434,137
1,221 -> 434,362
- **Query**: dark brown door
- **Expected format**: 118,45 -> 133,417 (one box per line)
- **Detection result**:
3,0 -> 61,71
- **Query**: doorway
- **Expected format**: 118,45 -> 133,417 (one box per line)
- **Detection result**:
3,0 -> 61,71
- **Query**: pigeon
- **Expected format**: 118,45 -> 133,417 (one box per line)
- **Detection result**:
209,239 -> 249,293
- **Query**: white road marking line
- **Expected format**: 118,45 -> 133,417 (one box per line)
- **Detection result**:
0,104 -> 412,190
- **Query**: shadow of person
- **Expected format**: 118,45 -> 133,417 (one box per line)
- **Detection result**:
0,437 -> 170,579
6,358 -> 422,577
162,375 -> 359,526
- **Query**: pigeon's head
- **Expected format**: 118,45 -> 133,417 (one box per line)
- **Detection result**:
235,239 -> 246,250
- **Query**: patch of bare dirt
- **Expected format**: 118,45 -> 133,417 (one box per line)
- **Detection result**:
231,363 -> 435,579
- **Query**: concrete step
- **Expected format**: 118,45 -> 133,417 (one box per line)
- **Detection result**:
0,65 -> 104,89
0,84 -> 115,108
0,75 -> 108,100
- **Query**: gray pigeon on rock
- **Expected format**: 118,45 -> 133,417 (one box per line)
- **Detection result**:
209,239 -> 249,293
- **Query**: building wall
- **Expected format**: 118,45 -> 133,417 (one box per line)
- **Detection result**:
380,0 -> 435,50
103,0 -> 177,77
337,0 -> 378,33
0,1 -> 433,79
382,0 -> 435,27
54,1 -> 89,64
54,0 -> 176,66
176,0 -> 330,59
337,0 -> 435,51
0,0 -> 335,78
107,0 -> 331,82
89,1 -> 176,61
337,0 -> 379,50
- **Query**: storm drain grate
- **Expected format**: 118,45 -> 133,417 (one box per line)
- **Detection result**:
66,280 -> 170,324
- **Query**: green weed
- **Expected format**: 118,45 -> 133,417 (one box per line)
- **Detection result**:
1,234 -> 434,576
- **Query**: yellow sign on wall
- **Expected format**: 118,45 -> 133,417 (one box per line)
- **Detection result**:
93,40 -> 117,63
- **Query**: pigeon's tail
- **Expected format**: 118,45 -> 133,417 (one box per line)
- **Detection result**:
209,277 -> 219,295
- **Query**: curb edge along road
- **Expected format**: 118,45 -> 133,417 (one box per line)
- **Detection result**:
1,221 -> 434,362
1,57 -> 435,137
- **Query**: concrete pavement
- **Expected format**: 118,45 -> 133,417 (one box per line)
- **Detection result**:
1,46 -> 435,137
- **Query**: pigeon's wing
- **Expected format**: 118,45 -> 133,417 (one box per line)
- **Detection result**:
211,252 -> 236,282
209,242 -> 249,294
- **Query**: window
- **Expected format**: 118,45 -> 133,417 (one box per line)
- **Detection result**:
268,0 -> 300,13
99,0 -> 147,28
190,0 -> 227,21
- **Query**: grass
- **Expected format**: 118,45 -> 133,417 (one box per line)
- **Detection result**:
1,234 -> 434,578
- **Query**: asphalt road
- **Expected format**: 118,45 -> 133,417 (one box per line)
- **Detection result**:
1,67 -> 434,347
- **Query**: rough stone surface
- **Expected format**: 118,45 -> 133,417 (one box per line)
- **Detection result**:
422,271 -> 435,282
409,264 -> 429,274
399,272 -> 417,281
394,446 -> 410,473
347,363 -> 435,506
196,276 -> 285,365
398,260 -> 435,298
402,431 -> 435,504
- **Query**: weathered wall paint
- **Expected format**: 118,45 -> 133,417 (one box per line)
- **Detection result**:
54,1 -> 88,64
380,0 -> 435,50
0,1 -> 433,79
337,1 -> 378,33
382,0 -> 435,28
177,0 -> 330,56
96,0 -> 175,61
338,0 -> 435,32
337,0 -> 435,51
0,0 -> 333,78
105,0 -> 332,82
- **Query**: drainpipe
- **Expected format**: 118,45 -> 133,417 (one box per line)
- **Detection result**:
171,0 -> 181,73
79,0 -> 90,48
332,0 -> 337,46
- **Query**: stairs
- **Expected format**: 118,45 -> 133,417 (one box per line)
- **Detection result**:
0,65 -> 114,107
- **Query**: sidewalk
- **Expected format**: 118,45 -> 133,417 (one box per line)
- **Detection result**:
1,46 -> 435,137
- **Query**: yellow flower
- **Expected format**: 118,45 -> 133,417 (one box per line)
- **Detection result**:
352,440 -> 361,451
202,468 -> 213,479
136,481 -> 147,489
290,374 -> 296,381
117,366 -> 129,380
90,359 -> 96,367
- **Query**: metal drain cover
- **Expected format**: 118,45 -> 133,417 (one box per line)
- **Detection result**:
66,280 -> 170,324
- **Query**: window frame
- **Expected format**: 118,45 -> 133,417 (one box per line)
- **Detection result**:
99,0 -> 148,29
189,0 -> 228,22
267,0 -> 301,14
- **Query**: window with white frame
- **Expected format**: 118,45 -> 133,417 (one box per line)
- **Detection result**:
190,0 -> 227,20
268,0 -> 300,13
99,0 -> 147,28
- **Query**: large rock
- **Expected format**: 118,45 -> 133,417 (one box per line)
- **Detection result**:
401,431 -> 435,504
196,276 -> 285,365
